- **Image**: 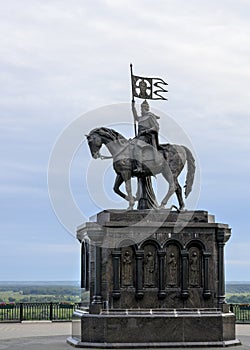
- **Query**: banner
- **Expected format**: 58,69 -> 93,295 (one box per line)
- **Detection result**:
130,65 -> 168,100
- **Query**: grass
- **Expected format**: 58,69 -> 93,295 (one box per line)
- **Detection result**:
0,291 -> 81,303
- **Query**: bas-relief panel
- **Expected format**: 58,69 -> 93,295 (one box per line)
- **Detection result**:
188,246 -> 202,288
121,247 -> 134,287
165,244 -> 180,288
143,244 -> 157,288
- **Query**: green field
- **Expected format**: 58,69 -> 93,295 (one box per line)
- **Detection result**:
0,291 -> 81,303
226,293 -> 250,304
0,283 -> 84,303
226,283 -> 250,304
0,282 -> 249,322
0,282 -> 249,305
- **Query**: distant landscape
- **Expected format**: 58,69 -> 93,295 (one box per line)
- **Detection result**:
0,281 -> 249,304
226,282 -> 250,304
0,281 -> 84,303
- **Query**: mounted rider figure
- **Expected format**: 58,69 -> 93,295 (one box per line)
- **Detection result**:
132,99 -> 161,173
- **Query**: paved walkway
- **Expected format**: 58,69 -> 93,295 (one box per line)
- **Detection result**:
0,322 -> 249,349
0,321 -> 71,340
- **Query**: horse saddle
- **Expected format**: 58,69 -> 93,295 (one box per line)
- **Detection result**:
131,139 -> 164,172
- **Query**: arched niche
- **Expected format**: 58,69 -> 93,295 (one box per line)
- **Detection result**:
141,239 -> 160,288
164,240 -> 182,288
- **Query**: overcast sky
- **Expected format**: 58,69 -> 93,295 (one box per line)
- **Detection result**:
1,0 -> 250,281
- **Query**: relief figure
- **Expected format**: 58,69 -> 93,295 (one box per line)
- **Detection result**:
144,251 -> 155,287
189,251 -> 200,287
167,252 -> 177,287
122,250 -> 133,286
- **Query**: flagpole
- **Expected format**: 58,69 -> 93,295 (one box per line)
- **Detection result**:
130,63 -> 135,103
130,63 -> 137,137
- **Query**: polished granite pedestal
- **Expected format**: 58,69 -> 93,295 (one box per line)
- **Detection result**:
67,210 -> 240,348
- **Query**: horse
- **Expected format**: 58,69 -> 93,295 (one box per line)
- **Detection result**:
86,127 -> 195,210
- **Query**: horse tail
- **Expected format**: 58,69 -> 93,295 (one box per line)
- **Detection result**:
184,146 -> 195,198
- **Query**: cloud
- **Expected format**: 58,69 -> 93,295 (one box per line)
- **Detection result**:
1,0 -> 250,117
0,0 -> 250,280
1,0 -> 248,160
0,240 -> 78,257
0,240 -> 80,281
227,260 -> 250,266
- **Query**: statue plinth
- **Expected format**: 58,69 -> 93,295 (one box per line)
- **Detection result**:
67,209 -> 240,348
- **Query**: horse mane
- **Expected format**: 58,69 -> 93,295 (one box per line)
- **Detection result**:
89,127 -> 127,141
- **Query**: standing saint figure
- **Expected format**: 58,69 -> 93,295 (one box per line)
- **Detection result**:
167,252 -> 177,287
144,251 -> 155,287
190,251 -> 199,287
132,100 -> 160,173
122,250 -> 133,286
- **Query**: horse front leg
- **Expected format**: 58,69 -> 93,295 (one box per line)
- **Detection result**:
113,174 -> 126,200
125,178 -> 135,210
113,173 -> 135,210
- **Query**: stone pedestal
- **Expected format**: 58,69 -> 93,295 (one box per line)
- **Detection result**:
67,210 -> 240,348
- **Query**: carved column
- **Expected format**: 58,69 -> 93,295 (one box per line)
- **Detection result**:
181,250 -> 189,299
135,250 -> 144,299
81,242 -> 85,289
158,250 -> 166,299
81,241 -> 89,290
112,249 -> 121,299
203,252 -> 211,299
216,228 -> 228,307
91,246 -> 103,311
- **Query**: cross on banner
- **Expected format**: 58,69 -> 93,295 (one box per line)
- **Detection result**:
130,64 -> 168,101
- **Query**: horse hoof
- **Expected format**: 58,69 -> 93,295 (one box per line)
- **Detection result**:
179,207 -> 186,212
127,206 -> 134,211
168,205 -> 178,211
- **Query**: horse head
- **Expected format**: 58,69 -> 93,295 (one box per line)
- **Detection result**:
86,131 -> 103,159
86,127 -> 127,159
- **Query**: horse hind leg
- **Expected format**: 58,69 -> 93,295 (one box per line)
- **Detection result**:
159,185 -> 176,208
159,166 -> 176,209
175,179 -> 185,211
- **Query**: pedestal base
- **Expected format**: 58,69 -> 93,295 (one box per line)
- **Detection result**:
70,210 -> 239,348
67,309 -> 240,348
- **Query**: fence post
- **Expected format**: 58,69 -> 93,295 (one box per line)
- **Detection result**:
20,303 -> 23,322
50,302 -> 53,321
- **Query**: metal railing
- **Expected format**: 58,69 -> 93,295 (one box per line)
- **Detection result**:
230,304 -> 250,323
0,303 -> 82,322
1,303 -> 250,323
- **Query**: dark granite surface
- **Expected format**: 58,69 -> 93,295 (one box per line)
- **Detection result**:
93,210 -> 211,225
73,209 -> 237,348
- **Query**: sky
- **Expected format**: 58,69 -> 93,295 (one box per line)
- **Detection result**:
1,0 -> 250,281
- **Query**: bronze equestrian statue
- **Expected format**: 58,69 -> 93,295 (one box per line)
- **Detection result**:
86,102 -> 195,211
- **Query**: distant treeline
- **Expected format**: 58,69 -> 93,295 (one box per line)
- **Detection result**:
0,282 -> 250,304
226,284 -> 250,294
226,284 -> 250,304
0,283 -> 84,303
0,285 -> 81,295
1,282 -> 248,293
227,294 -> 250,304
